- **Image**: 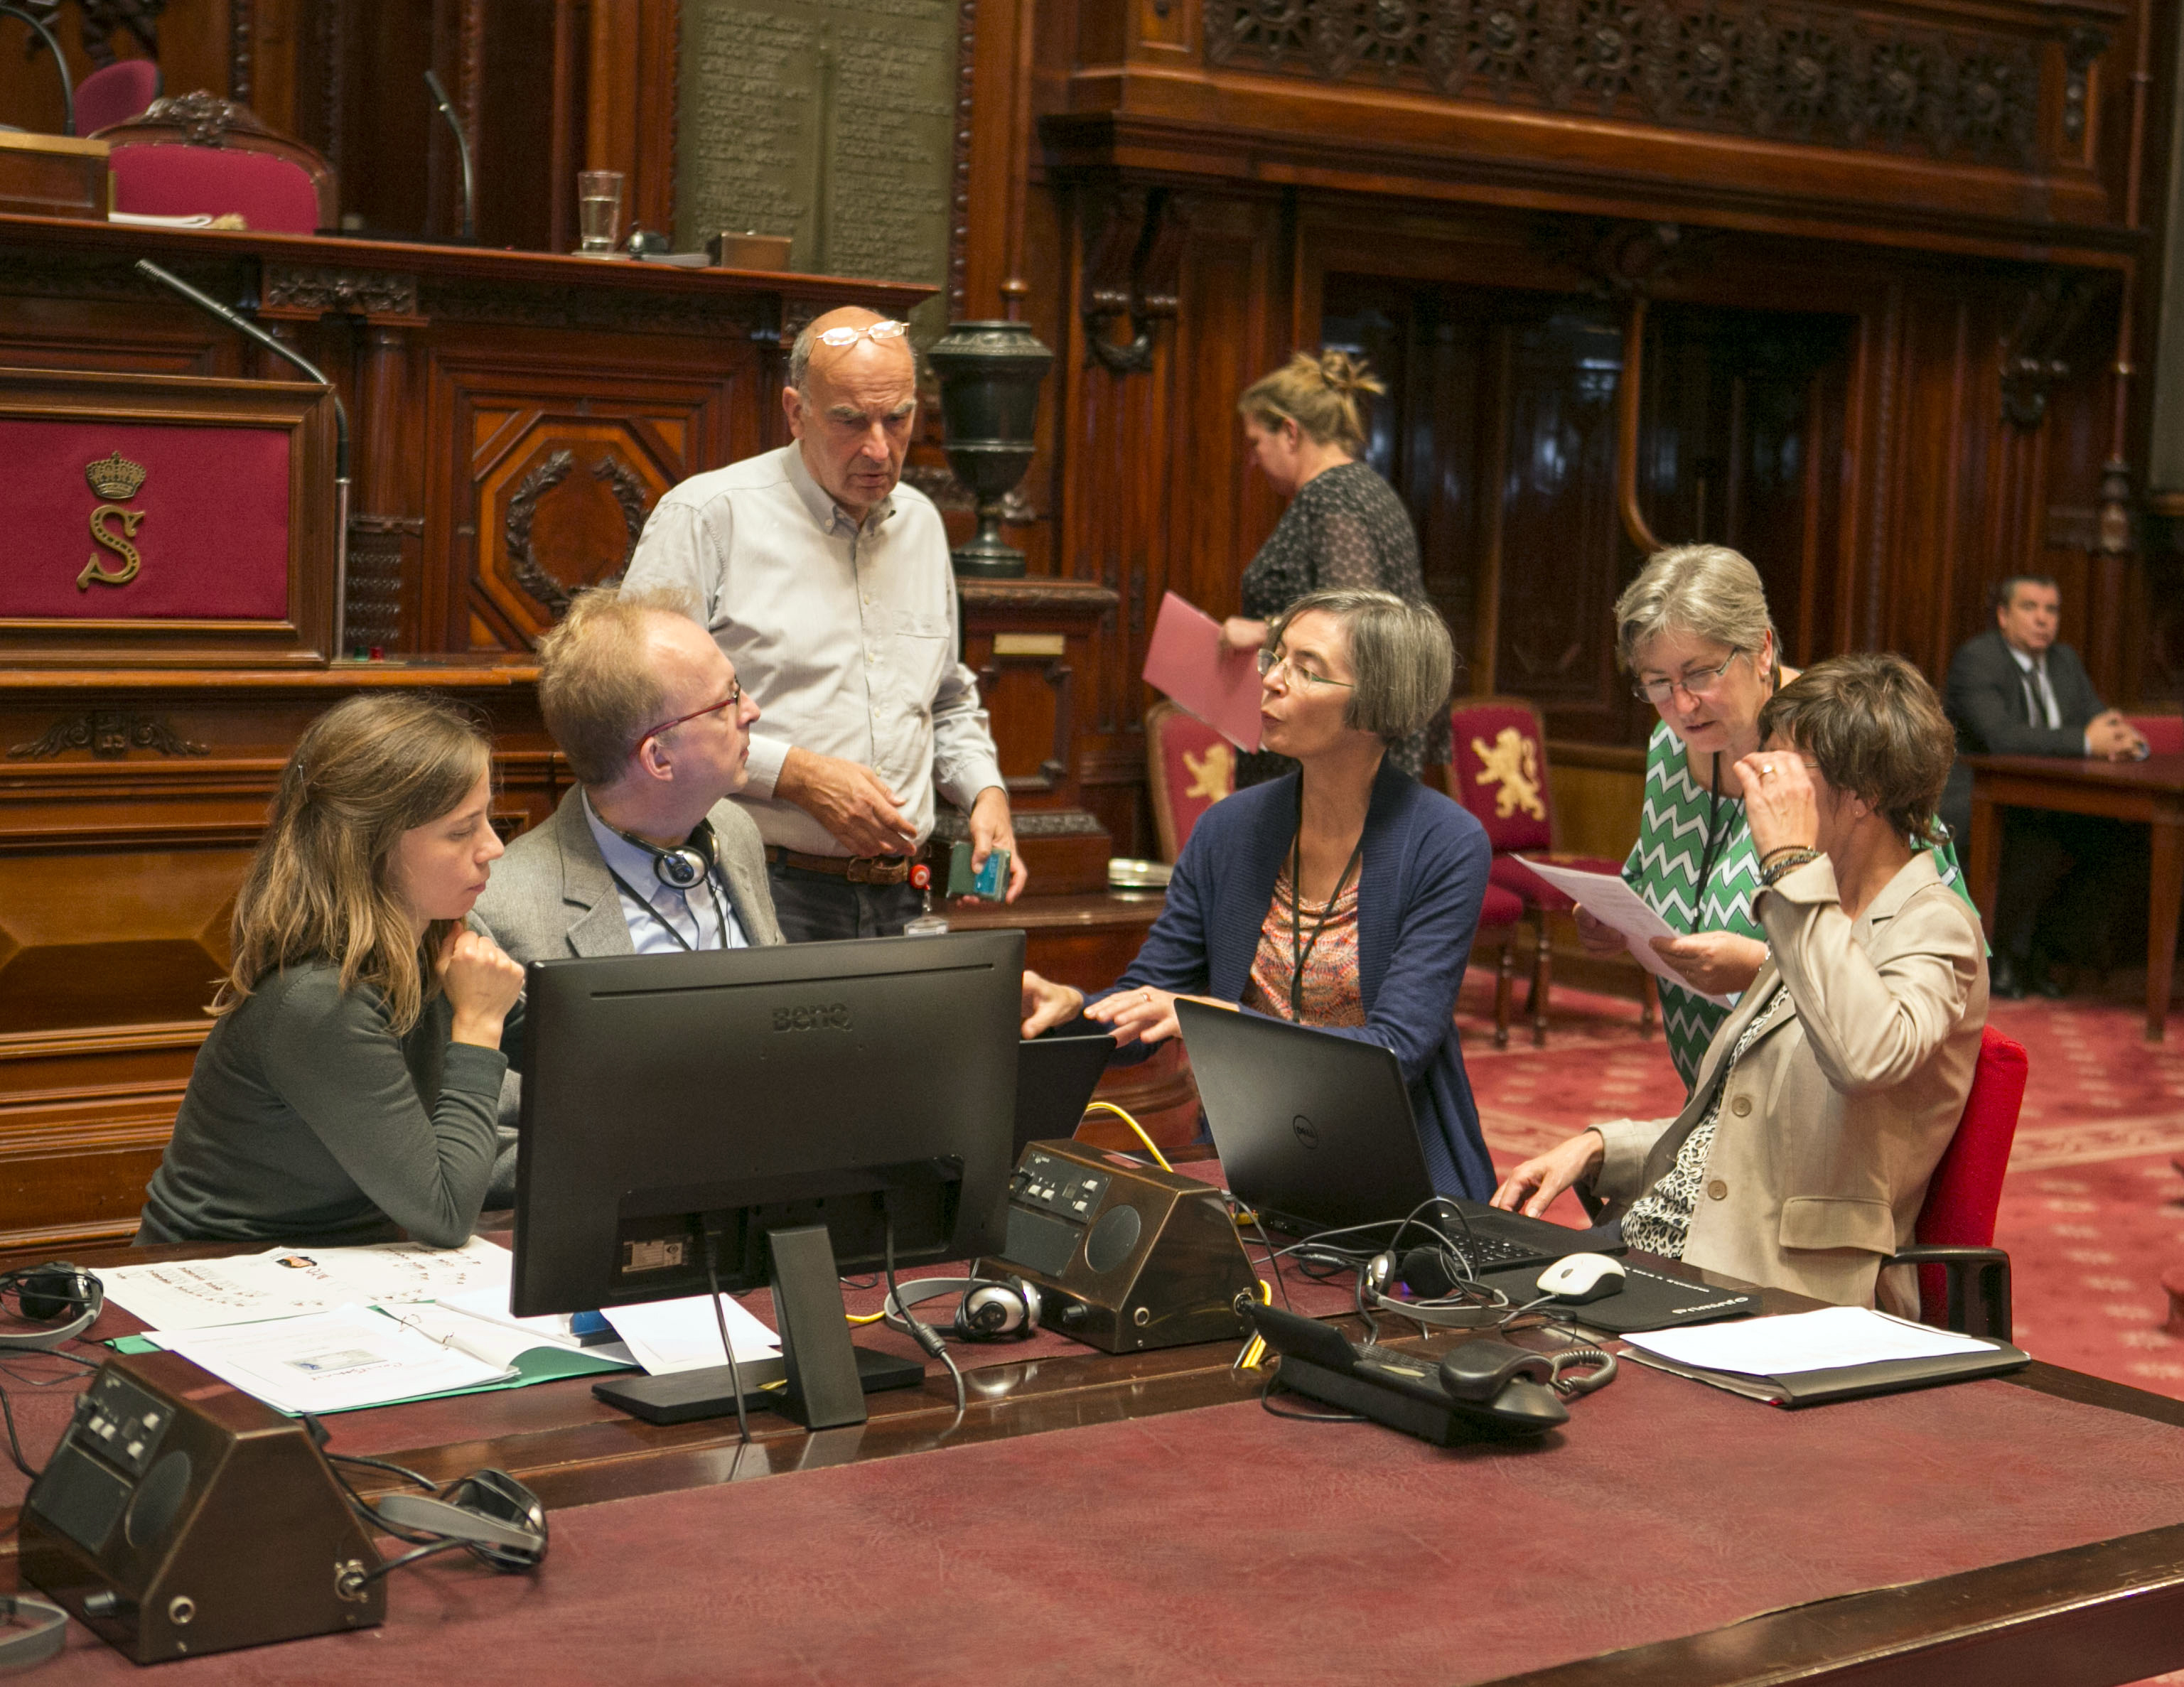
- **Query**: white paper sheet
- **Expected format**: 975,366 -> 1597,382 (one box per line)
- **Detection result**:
1503,856 -> 1733,1006
97,1239 -> 512,1332
601,1294 -> 781,1375
1620,1306 -> 1994,1378
437,1286 -> 593,1348
149,1305 -> 513,1413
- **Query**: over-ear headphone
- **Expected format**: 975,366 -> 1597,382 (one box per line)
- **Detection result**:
606,816 -> 718,890
1359,1248 -> 1510,1330
306,1417 -> 547,1594
0,1262 -> 103,1351
0,1594 -> 68,1666
883,1274 -> 1043,1342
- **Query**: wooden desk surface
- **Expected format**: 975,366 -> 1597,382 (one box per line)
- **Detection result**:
1964,753 -> 2184,1040
5,1236 -> 2184,1685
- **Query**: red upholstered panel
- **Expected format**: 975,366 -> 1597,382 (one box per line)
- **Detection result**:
1915,1025 -> 2028,1322
0,418 -> 290,620
2131,715 -> 2184,756
1477,879 -> 1524,930
76,60 -> 161,135
1152,707 -> 1236,858
1448,701 -> 1554,853
108,143 -> 322,233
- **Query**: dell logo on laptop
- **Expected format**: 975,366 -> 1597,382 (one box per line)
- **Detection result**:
773,1003 -> 852,1032
1291,1114 -> 1318,1149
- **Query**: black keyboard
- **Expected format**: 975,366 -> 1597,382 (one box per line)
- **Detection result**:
1436,1229 -> 1540,1271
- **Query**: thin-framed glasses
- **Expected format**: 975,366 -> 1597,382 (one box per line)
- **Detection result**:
814,320 -> 908,350
640,679 -> 742,746
1631,649 -> 1743,706
1258,648 -> 1355,690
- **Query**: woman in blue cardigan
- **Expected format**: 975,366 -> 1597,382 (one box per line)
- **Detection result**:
1022,588 -> 1495,1199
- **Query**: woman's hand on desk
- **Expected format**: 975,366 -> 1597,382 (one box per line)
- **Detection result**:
439,929 -> 525,1047
1491,1130 -> 1605,1219
1021,971 -> 1085,1039
1647,932 -> 1766,997
1083,986 -> 1232,1048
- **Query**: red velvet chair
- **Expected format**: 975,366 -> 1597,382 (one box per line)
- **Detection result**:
1887,1025 -> 2028,1340
100,92 -> 336,234
1445,696 -> 1656,1044
76,58 -> 162,136
1144,700 -> 1521,1044
2129,715 -> 2183,757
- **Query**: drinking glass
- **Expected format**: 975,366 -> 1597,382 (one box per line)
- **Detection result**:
576,171 -> 624,255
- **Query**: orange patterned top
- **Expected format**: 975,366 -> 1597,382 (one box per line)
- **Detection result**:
1241,868 -> 1367,1028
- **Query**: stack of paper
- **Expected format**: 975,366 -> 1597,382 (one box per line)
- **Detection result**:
599,1295 -> 781,1374
1501,857 -> 1733,1006
148,1305 -> 517,1414
1621,1307 -> 1995,1376
96,1238 -> 512,1331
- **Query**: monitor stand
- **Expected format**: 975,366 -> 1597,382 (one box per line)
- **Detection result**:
591,1223 -> 925,1428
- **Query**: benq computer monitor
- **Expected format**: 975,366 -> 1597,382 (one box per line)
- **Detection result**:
510,929 -> 1025,1323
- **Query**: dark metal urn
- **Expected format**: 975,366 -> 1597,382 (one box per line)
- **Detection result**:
926,320 -> 1053,578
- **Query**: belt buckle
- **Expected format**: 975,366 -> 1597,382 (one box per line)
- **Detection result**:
845,858 -> 876,885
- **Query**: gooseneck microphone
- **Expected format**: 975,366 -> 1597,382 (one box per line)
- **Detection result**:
423,70 -> 478,244
0,6 -> 75,135
133,259 -> 352,655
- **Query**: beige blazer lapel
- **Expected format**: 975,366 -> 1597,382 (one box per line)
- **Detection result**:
550,793 -> 637,959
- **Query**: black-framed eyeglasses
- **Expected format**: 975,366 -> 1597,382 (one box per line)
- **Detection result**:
1631,649 -> 1744,706
640,679 -> 742,745
1257,648 -> 1355,690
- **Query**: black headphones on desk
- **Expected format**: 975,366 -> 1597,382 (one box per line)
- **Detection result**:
883,1274 -> 1044,1342
306,1417 -> 547,1595
0,1263 -> 104,1351
0,1594 -> 68,1667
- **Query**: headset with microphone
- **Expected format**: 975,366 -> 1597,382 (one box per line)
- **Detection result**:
0,1262 -> 104,1352
604,814 -> 719,892
882,1273 -> 1043,1342
305,1417 -> 547,1595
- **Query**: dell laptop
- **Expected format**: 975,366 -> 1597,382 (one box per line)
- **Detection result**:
1175,1001 -> 1618,1271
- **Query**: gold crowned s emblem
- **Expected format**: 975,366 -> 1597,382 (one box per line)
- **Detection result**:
1182,741 -> 1233,804
1471,728 -> 1546,821
79,450 -> 149,592
85,451 -> 147,500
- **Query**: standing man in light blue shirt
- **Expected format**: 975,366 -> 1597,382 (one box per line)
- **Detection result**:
474,586 -> 785,966
621,306 -> 1022,940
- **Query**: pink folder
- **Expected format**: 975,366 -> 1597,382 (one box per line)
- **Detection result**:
1142,591 -> 1263,753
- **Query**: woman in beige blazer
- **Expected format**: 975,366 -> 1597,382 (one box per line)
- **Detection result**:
1492,654 -> 1987,1316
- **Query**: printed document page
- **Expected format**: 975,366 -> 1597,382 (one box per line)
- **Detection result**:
149,1305 -> 513,1413
1620,1306 -> 1994,1377
602,1294 -> 782,1374
98,1238 -> 512,1332
1505,856 -> 1732,1006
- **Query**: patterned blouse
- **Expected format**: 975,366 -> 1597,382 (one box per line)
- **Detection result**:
1621,721 -> 1973,1092
1621,987 -> 1790,1258
1237,460 -> 1446,785
1240,868 -> 1367,1028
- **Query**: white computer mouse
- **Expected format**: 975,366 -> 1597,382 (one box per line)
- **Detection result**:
1536,1252 -> 1628,1304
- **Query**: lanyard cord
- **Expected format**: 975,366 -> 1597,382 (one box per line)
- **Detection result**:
1683,646 -> 1780,937
1289,784 -> 1367,1021
603,863 -> 731,953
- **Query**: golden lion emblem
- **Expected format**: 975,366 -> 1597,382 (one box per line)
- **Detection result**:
1183,742 -> 1233,804
1471,728 -> 1546,820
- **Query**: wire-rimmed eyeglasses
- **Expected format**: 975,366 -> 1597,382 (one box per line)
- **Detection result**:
1630,649 -> 1744,706
640,679 -> 743,745
1258,649 -> 1355,690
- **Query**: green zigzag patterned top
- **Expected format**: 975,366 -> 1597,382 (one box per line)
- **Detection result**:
1620,721 -> 1973,1092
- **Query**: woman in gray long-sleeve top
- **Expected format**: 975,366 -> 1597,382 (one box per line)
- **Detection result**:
138,695 -> 525,1249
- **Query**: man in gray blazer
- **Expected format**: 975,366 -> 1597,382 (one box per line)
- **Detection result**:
475,586 -> 785,966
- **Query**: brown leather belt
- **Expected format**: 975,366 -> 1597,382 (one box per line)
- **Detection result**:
764,846 -> 914,885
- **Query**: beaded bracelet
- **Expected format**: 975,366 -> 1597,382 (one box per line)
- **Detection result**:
1759,847 -> 1823,888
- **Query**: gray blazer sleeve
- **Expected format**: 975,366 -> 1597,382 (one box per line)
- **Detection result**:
257,975 -> 506,1249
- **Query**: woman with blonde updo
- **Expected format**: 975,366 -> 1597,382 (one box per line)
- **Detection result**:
139,694 -> 525,1248
1221,350 -> 1443,785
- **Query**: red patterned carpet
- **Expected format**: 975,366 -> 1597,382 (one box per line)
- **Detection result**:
1453,970 -> 2184,1401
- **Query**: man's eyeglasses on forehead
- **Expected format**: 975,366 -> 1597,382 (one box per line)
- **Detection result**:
640,679 -> 742,746
814,320 -> 909,350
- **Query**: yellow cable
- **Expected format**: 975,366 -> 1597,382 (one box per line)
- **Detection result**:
846,1309 -> 888,1325
1081,1101 -> 1173,1173
1237,1278 -> 1274,1371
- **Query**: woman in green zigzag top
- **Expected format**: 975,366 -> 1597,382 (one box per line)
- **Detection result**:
1579,546 -> 1969,1089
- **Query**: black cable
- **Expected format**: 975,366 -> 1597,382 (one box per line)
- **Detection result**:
704,1232 -> 752,1447
325,1450 -> 438,1492
0,1389 -> 41,1480
882,1203 -> 964,1421
338,1536 -> 474,1595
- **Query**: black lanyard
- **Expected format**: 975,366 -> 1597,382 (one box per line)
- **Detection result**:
1687,757 -> 1726,937
1289,789 -> 1367,1021
603,865 -> 731,953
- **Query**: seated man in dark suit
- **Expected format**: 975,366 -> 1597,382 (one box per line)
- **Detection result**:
474,584 -> 785,966
1940,573 -> 2146,998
